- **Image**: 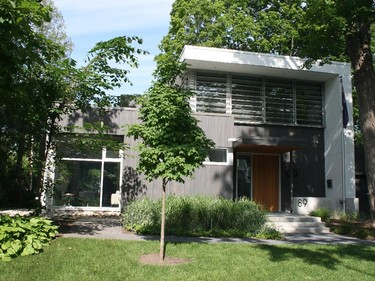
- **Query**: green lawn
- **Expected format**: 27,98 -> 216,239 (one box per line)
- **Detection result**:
1,238 -> 375,281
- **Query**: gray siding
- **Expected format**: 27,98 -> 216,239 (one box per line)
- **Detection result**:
122,111 -> 235,201
58,108 -> 325,210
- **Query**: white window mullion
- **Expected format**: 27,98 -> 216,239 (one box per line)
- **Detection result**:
99,148 -> 105,207
262,78 -> 266,123
118,150 -> 124,209
293,81 -> 297,125
189,71 -> 197,112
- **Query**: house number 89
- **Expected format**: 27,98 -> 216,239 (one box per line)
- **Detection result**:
297,199 -> 308,207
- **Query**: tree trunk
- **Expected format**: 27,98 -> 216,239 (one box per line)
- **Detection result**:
345,21 -> 375,219
159,178 -> 167,261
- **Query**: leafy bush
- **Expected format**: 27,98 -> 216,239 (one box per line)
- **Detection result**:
122,195 -> 269,238
122,197 -> 160,234
332,224 -> 353,235
309,208 -> 333,222
0,215 -> 58,262
255,226 -> 284,240
335,211 -> 361,221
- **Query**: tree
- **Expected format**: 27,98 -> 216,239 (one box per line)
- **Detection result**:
0,0 -> 148,207
35,0 -> 74,56
155,0 -> 306,83
300,0 -> 375,218
127,83 -> 214,261
0,0 -> 65,205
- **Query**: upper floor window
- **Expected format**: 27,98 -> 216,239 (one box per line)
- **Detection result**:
196,72 -> 227,114
185,71 -> 324,127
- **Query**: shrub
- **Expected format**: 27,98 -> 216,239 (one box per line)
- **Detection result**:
122,197 -> 160,234
309,208 -> 333,222
0,215 -> 58,262
335,211 -> 361,221
122,195 -> 269,238
333,224 -> 353,235
255,226 -> 284,240
354,229 -> 369,240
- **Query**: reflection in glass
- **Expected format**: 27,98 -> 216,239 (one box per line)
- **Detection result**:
54,161 -> 101,206
237,156 -> 251,199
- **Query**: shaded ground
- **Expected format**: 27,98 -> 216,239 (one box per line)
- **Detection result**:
54,216 -> 375,246
327,219 -> 375,240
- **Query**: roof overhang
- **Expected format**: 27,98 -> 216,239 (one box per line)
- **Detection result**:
230,137 -> 307,154
180,45 -> 350,82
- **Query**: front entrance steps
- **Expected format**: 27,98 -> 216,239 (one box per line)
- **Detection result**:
266,213 -> 331,234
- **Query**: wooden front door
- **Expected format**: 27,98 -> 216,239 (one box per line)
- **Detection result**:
252,155 -> 279,211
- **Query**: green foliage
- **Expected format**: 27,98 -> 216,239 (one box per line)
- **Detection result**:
309,208 -> 333,222
332,223 -> 368,239
155,0 -> 308,82
58,122 -> 127,158
255,226 -> 284,240
127,83 -> 214,183
0,0 -> 148,207
122,196 -> 268,237
0,215 -> 58,262
332,224 -> 353,236
335,210 -> 362,222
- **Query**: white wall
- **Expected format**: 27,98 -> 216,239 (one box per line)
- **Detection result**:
323,72 -> 355,212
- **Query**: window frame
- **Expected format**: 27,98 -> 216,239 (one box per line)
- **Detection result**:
203,147 -> 229,166
53,148 -> 123,208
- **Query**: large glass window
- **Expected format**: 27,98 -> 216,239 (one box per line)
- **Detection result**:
53,148 -> 122,208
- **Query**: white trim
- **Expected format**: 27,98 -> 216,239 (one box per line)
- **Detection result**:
203,147 -> 230,166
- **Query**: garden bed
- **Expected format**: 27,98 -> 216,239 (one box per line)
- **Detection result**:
327,219 -> 375,240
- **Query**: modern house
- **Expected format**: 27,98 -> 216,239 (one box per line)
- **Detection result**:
46,45 -> 356,215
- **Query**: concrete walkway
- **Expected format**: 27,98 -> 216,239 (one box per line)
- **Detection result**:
57,217 -> 375,246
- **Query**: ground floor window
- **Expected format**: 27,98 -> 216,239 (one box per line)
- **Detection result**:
237,155 -> 252,198
53,149 -> 123,207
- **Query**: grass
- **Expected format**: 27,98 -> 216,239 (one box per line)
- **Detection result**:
1,238 -> 375,281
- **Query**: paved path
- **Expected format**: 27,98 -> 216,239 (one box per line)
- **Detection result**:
57,217 -> 375,245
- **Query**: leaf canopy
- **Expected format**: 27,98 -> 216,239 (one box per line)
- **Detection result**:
128,83 -> 214,183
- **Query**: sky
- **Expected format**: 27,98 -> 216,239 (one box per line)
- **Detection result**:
53,0 -> 175,96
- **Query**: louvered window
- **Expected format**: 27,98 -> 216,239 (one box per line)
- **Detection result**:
265,79 -> 294,124
196,72 -> 227,114
186,71 -> 324,127
232,75 -> 263,123
295,82 -> 324,126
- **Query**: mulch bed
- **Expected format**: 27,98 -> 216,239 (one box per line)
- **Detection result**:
139,253 -> 191,266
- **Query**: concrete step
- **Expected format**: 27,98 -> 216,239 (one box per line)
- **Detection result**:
266,213 -> 331,234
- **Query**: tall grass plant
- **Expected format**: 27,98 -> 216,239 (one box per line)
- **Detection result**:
122,195 -> 267,237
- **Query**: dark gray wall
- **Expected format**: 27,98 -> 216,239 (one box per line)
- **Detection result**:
234,124 -> 325,211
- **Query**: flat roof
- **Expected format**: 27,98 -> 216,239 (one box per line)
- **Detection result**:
180,45 -> 351,82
